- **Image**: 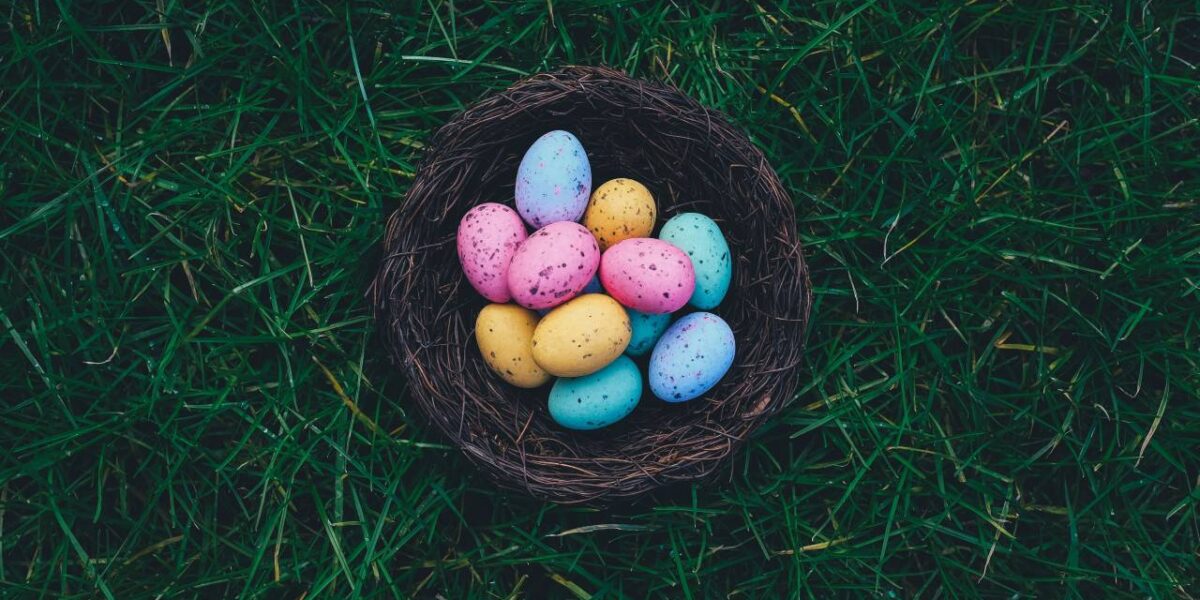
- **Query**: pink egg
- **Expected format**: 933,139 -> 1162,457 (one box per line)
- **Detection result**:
600,238 -> 695,314
507,221 -> 600,310
457,203 -> 528,303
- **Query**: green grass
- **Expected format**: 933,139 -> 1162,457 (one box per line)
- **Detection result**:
2,1 -> 1198,597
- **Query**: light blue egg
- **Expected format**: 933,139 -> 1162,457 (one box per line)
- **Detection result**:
515,130 -> 592,228
625,309 -> 672,357
658,213 -> 732,310
548,355 -> 642,430
649,312 -> 735,402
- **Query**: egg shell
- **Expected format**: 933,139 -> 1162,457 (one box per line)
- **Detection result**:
456,203 -> 527,302
658,213 -> 732,310
582,273 -> 604,294
532,294 -> 631,377
507,221 -> 600,310
599,238 -> 695,314
583,178 -> 656,251
625,309 -> 672,357
515,130 -> 592,228
475,304 -> 552,388
649,312 -> 735,402
548,355 -> 642,430
538,274 -> 603,316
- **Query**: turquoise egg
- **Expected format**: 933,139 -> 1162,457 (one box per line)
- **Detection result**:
625,309 -> 671,357
548,355 -> 642,430
649,312 -> 735,402
539,274 -> 603,316
658,213 -> 732,310
581,273 -> 604,294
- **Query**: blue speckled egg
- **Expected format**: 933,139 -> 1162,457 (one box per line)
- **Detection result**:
625,309 -> 672,357
649,312 -> 735,402
658,213 -> 732,310
548,355 -> 642,430
515,130 -> 592,228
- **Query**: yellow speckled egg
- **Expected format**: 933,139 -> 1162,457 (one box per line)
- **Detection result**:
532,294 -> 631,377
582,178 -> 657,251
475,304 -> 552,388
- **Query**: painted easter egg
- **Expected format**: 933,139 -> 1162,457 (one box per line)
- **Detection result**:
475,304 -> 551,388
538,274 -> 604,316
548,355 -> 642,430
515,130 -> 592,228
658,213 -> 732,309
456,203 -> 527,302
532,294 -> 631,377
649,312 -> 735,402
599,238 -> 695,314
582,178 -> 656,251
507,221 -> 600,311
582,273 -> 604,295
625,309 -> 672,357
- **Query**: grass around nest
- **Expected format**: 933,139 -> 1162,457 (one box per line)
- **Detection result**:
2,1 -> 1198,597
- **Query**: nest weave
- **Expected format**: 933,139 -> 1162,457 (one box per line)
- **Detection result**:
372,66 -> 811,504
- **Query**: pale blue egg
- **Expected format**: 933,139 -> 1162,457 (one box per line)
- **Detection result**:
515,130 -> 592,228
625,309 -> 671,357
658,213 -> 732,310
649,312 -> 735,402
548,355 -> 642,430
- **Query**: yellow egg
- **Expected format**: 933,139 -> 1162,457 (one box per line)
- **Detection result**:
532,294 -> 631,377
582,178 -> 657,251
475,304 -> 552,388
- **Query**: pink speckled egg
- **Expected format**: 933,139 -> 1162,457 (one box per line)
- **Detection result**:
507,221 -> 600,310
457,203 -> 528,302
599,238 -> 695,314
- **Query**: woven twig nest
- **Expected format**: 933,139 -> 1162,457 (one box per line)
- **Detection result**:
372,66 -> 811,504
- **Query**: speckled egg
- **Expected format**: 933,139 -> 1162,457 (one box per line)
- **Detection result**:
548,355 -> 642,430
515,130 -> 592,228
507,222 -> 600,310
456,203 -> 527,302
625,309 -> 672,357
532,294 -> 631,377
599,238 -> 695,314
649,312 -> 735,402
582,273 -> 604,294
658,213 -> 732,309
583,178 -> 656,251
475,304 -> 551,388
538,274 -> 603,316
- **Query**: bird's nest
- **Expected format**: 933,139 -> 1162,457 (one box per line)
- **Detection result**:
372,66 -> 811,504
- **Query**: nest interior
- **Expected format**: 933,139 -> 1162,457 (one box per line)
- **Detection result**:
373,66 -> 811,504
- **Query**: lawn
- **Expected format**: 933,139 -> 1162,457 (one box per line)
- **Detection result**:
2,1 -> 1198,597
